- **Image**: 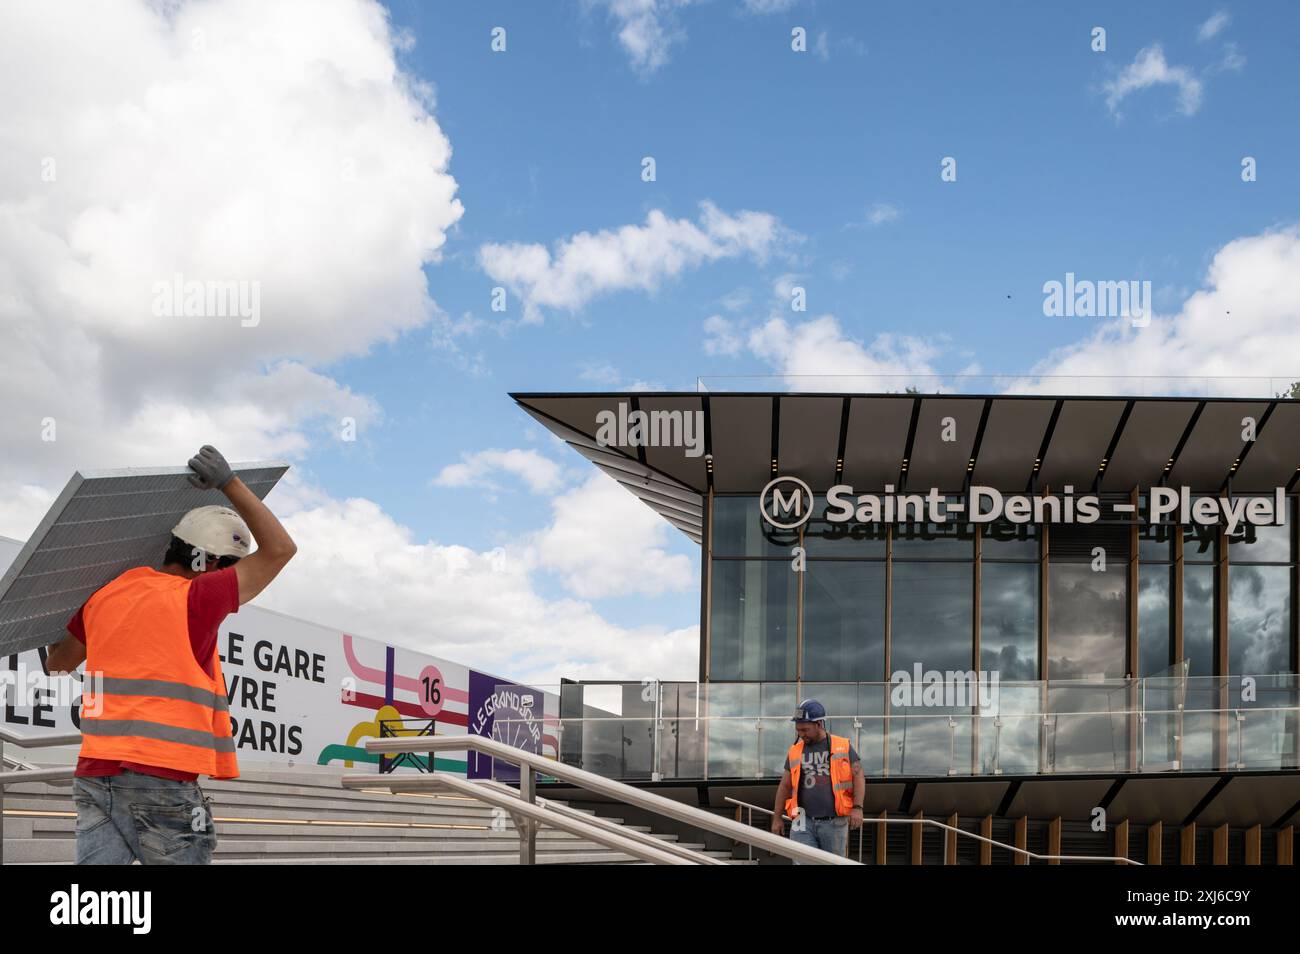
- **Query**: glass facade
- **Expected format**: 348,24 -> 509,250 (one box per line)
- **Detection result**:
980,562 -> 1038,680
1227,520 -> 1293,676
707,493 -> 1297,683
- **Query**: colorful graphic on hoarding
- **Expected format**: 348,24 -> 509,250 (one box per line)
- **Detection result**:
1,534 -> 558,781
322,633 -> 471,773
467,671 -> 544,781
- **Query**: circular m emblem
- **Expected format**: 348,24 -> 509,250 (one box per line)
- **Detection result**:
758,476 -> 814,529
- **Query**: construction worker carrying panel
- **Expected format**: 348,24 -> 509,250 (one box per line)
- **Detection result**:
771,699 -> 865,863
44,445 -> 297,865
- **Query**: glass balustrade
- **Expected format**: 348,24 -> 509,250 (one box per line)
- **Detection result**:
480,674 -> 1299,782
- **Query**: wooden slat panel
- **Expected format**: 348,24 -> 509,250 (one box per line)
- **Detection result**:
1213,823 -> 1229,864
1148,820 -> 1163,865
1244,824 -> 1261,865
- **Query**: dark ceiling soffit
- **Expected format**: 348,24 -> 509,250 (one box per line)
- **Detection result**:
606,478 -> 703,523
834,397 -> 851,481
995,780 -> 1023,817
1097,777 -> 1127,811
1269,796 -> 1300,830
1030,400 -> 1064,491
1163,401 -> 1206,486
630,395 -> 648,466
516,400 -> 699,495
966,398 -> 993,491
610,474 -> 703,509
612,480 -> 703,518
898,397 -> 922,490
1223,400 -> 1277,492
1181,775 -> 1234,828
770,395 -> 780,478
1095,400 -> 1136,492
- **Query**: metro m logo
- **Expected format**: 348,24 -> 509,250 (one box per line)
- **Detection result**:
759,476 -> 814,530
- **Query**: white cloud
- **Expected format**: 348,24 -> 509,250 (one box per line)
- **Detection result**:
814,29 -> 830,61
434,449 -> 565,494
810,29 -> 867,61
746,314 -> 941,391
584,0 -> 700,76
1198,11 -> 1230,41
1103,44 -> 1203,117
1217,41 -> 1246,73
0,484 -> 59,544
0,0 -> 702,689
577,363 -> 663,390
703,314 -> 744,357
258,483 -> 699,685
865,202 -> 901,226
478,201 -> 796,322
1011,228 -> 1300,396
712,227 -> 1300,399
772,272 -> 803,301
528,471 -> 694,600
0,0 -> 460,490
742,0 -> 798,12
718,287 -> 752,312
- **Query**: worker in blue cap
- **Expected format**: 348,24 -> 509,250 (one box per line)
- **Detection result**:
771,699 -> 864,861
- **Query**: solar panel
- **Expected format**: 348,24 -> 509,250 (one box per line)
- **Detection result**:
0,461 -> 288,658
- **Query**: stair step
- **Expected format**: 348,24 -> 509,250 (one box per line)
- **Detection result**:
0,769 -> 723,865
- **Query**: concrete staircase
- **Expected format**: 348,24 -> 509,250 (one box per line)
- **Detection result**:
2,767 -> 738,865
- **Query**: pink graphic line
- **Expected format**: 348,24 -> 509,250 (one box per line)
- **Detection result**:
342,633 -> 468,703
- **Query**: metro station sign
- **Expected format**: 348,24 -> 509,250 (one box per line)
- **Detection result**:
759,477 -> 1289,532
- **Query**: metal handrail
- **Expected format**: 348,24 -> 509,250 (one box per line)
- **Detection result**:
724,797 -> 1143,865
0,726 -> 81,866
346,734 -> 857,865
471,776 -> 727,865
2,751 -> 40,772
379,772 -> 709,865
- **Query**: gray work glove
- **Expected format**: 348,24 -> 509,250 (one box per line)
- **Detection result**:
187,445 -> 234,490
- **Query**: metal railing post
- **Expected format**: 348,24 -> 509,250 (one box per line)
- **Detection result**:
518,761 -> 537,865
722,797 -> 1142,865
651,680 -> 663,782
1,735 -> 5,867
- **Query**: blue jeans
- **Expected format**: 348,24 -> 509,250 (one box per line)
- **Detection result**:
789,814 -> 849,863
72,770 -> 216,865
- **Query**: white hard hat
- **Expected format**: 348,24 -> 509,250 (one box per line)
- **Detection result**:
171,505 -> 251,559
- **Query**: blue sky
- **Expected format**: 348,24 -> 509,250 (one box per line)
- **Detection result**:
3,0 -> 1298,682
334,1 -> 1297,631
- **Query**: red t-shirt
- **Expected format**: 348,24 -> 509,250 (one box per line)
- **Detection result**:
68,566 -> 240,781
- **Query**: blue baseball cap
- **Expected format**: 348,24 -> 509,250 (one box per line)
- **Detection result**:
791,699 -> 826,723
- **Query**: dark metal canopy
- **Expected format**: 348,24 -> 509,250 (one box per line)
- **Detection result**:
513,392 -> 1300,542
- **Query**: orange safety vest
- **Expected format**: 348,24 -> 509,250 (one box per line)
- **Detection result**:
78,567 -> 238,779
785,733 -> 855,820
